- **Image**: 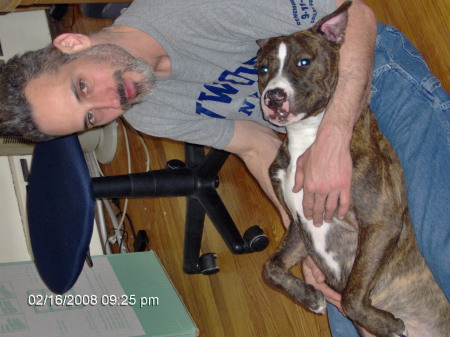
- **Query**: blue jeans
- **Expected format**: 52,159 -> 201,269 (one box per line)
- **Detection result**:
328,23 -> 450,337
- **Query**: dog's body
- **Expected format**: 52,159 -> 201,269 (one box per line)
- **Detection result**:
255,3 -> 450,337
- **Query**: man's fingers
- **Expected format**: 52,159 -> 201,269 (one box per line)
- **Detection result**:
303,193 -> 328,226
303,256 -> 321,281
293,171 -> 304,193
313,267 -> 325,283
312,194 -> 326,226
304,192 -> 350,225
324,191 -> 339,222
302,192 -> 315,220
303,256 -> 326,282
336,190 -> 351,220
293,156 -> 305,193
324,292 -> 342,307
327,298 -> 346,316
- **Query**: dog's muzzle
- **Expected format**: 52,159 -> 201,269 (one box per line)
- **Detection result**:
264,88 -> 287,110
262,87 -> 293,124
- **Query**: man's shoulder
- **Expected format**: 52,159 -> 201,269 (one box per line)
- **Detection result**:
116,0 -> 336,35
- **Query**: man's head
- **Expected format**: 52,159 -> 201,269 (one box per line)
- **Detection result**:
0,45 -> 73,141
0,33 -> 155,141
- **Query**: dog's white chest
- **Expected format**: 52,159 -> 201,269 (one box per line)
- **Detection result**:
276,112 -> 340,276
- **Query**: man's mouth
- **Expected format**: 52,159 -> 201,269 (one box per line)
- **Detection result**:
114,64 -> 155,110
123,77 -> 136,101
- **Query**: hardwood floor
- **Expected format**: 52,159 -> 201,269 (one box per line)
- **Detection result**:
51,2 -> 448,336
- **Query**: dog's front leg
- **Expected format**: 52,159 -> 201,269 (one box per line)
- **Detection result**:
264,221 -> 326,314
342,221 -> 407,337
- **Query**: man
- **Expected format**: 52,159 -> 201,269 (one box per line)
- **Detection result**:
0,1 -> 448,336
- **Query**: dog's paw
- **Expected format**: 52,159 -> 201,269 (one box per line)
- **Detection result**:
388,319 -> 408,337
304,285 -> 326,314
389,329 -> 408,337
309,300 -> 327,315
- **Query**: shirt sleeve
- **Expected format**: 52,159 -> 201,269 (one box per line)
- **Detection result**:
123,103 -> 235,150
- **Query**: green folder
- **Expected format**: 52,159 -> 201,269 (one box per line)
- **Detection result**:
106,251 -> 199,337
0,251 -> 199,337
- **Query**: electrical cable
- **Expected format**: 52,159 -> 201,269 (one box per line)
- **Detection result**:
113,123 -> 132,240
114,208 -> 137,240
103,199 -> 127,253
90,120 -> 152,253
85,152 -> 111,254
137,132 -> 151,171
96,199 -> 112,254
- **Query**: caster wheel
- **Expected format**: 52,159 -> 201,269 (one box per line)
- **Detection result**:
166,159 -> 186,170
199,253 -> 220,275
244,225 -> 269,252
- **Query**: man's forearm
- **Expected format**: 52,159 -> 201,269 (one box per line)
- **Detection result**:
295,1 -> 377,224
299,1 -> 379,310
225,120 -> 291,227
321,0 -> 377,138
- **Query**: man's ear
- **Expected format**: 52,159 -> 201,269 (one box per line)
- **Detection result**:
53,33 -> 92,54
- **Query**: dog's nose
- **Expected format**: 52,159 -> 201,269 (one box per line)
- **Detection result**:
265,88 -> 287,109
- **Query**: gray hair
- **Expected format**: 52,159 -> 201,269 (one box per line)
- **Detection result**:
0,45 -> 75,142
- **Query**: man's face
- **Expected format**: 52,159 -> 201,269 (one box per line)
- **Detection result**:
25,44 -> 155,136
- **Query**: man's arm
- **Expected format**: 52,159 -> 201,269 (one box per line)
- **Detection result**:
224,120 -> 291,227
293,0 -> 377,226
297,0 -> 377,310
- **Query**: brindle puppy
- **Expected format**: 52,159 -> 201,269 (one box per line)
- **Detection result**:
255,2 -> 450,336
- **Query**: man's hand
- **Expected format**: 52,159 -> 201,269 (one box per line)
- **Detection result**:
293,123 -> 352,226
302,256 -> 346,315
292,0 -> 376,227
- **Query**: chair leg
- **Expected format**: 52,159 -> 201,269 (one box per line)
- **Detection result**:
185,143 -> 230,176
196,187 -> 247,254
195,148 -> 230,177
182,143 -> 269,274
184,143 -> 207,168
185,143 -> 247,255
183,196 -> 210,274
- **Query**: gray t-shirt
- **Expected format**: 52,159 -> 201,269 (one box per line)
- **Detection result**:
115,0 -> 335,149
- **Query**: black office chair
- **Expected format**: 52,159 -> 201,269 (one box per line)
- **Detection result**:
27,134 -> 268,294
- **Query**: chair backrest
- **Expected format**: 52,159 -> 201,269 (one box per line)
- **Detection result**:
27,134 -> 95,294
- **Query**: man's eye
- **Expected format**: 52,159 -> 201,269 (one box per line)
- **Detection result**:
80,80 -> 88,95
86,110 -> 95,128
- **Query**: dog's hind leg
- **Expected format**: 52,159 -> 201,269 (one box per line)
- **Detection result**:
341,218 -> 408,337
264,221 -> 326,314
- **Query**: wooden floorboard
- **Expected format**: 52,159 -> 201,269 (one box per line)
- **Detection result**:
50,2 -> 448,336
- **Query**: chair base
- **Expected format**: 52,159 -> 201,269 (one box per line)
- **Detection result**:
167,144 -> 270,274
93,143 -> 269,275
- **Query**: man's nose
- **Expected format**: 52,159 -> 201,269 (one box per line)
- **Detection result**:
90,87 -> 121,110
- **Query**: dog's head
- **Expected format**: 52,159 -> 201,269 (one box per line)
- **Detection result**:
255,1 -> 351,126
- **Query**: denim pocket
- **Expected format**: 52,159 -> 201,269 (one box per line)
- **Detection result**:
385,26 -> 425,62
373,24 -> 448,102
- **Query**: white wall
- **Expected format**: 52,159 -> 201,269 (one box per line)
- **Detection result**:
0,10 -> 52,63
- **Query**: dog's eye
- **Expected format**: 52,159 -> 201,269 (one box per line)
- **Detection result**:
298,59 -> 311,67
259,66 -> 269,75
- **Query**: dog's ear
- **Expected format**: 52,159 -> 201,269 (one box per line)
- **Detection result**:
314,1 -> 352,45
256,38 -> 270,49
